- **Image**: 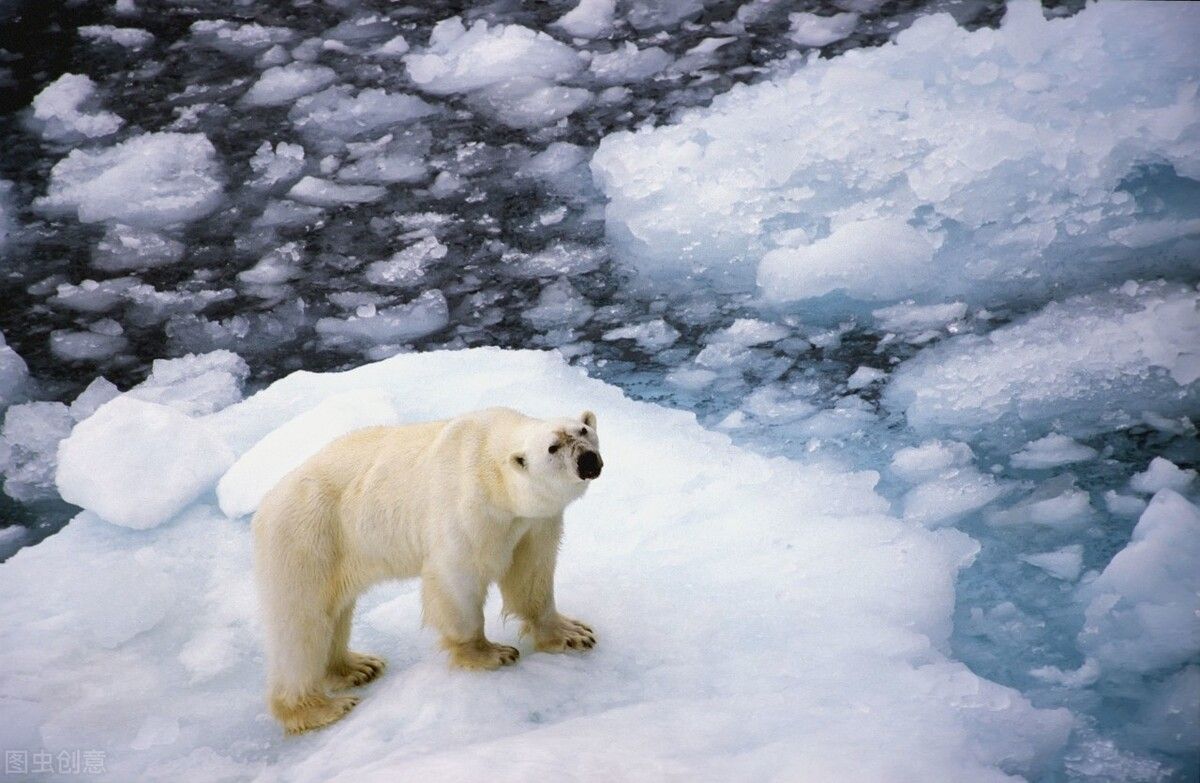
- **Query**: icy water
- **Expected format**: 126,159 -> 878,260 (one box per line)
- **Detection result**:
1,0 -> 1197,780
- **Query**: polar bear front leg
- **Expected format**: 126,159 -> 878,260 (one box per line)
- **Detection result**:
325,600 -> 387,690
500,518 -> 596,653
423,564 -> 519,670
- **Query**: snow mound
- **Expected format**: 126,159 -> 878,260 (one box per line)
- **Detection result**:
1,349 -> 1072,780
36,132 -> 224,228
56,397 -> 234,529
883,281 -> 1200,446
1077,489 -> 1200,675
29,73 -> 124,143
591,0 -> 1200,310
217,389 -> 399,519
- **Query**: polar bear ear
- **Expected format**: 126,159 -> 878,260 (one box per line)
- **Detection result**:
580,410 -> 596,429
511,453 -> 527,469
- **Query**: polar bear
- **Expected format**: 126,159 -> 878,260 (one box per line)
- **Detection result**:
251,406 -> 603,734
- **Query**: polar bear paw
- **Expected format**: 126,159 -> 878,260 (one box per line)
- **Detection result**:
449,639 -> 521,670
275,693 -> 360,735
532,615 -> 597,653
327,652 -> 387,690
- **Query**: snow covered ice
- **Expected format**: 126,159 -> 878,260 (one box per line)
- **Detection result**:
1,350 -> 1075,781
2,0 -> 1199,779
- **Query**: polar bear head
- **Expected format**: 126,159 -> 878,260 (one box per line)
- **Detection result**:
507,410 -> 602,516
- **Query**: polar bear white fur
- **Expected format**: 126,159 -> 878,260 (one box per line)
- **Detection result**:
252,406 -> 603,734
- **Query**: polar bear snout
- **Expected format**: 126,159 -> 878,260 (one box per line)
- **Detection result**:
577,450 -> 603,480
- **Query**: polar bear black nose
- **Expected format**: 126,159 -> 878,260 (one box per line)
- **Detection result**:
577,450 -> 602,480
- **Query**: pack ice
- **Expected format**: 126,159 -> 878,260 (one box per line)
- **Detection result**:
883,281 -> 1200,447
591,0 -> 1200,311
0,350 -> 1073,781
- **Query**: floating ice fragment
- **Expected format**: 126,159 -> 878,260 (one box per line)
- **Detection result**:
316,290 -> 449,346
847,366 -> 885,390
589,43 -> 673,85
1103,491 -> 1148,519
1129,457 -> 1196,495
890,439 -> 974,483
405,18 -> 588,128
365,236 -> 447,287
241,63 -> 336,107
1020,544 -> 1084,581
287,176 -> 384,207
524,277 -> 594,330
78,25 -> 154,49
872,301 -> 967,335
1010,434 -> 1098,470
29,74 -> 123,142
602,319 -> 680,352
36,132 -> 224,228
91,224 -> 185,272
49,329 -> 128,362
885,282 -> 1200,447
126,350 -> 249,416
1,402 -> 73,501
1077,490 -> 1200,674
0,332 -> 29,409
788,12 -> 859,47
554,0 -> 617,39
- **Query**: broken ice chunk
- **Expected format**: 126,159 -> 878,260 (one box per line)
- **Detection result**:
286,176 -> 384,207
1129,457 -> 1197,495
56,397 -> 234,529
1010,434 -> 1098,470
36,132 -> 224,228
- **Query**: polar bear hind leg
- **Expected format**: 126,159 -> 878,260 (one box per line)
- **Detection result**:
256,478 -> 362,735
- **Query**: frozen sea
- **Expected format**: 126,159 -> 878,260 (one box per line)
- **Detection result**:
0,0 -> 1197,781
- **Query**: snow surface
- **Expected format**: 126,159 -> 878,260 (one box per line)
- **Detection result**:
592,1 -> 1200,311
1,349 -> 1074,781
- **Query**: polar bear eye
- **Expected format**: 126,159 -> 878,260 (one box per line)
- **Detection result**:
548,444 -> 560,454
